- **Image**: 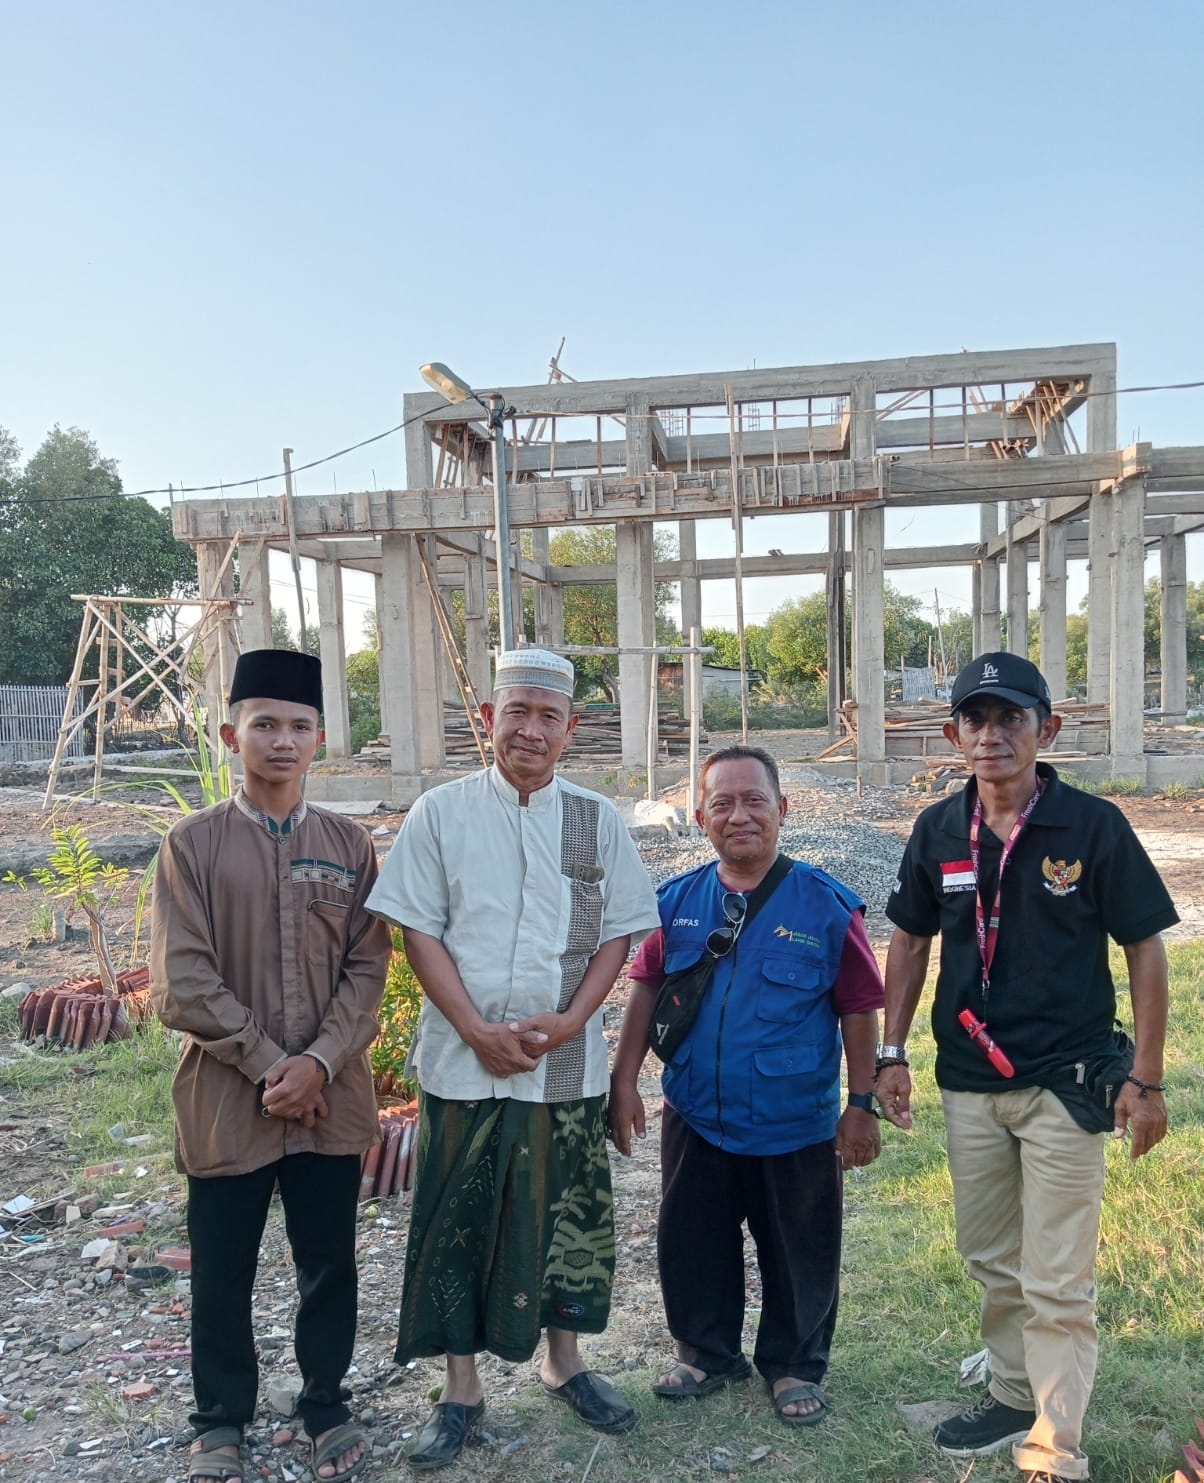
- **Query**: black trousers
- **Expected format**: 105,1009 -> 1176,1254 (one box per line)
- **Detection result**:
657,1104 -> 842,1385
187,1152 -> 361,1438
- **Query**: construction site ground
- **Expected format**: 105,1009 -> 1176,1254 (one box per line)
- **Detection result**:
1,730 -> 1204,1480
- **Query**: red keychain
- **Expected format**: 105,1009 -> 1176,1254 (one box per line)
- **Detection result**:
959,1009 -> 1015,1078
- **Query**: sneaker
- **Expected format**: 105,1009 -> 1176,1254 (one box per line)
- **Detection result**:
1024,1475 -> 1074,1482
933,1393 -> 1037,1456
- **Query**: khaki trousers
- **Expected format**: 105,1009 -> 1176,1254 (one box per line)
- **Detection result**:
942,1087 -> 1106,1480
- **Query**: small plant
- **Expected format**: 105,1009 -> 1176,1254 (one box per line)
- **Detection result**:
1095,775 -> 1146,797
371,929 -> 422,1098
1,873 -> 57,946
1162,778 -> 1192,800
30,901 -> 55,944
13,827 -> 129,993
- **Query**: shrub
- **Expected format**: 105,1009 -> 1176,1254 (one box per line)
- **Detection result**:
372,929 -> 422,1097
702,681 -> 828,732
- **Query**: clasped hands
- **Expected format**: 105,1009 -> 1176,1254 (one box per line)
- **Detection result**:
262,1054 -> 328,1128
469,1012 -> 576,1077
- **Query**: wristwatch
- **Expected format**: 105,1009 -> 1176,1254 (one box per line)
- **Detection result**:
847,1091 -> 881,1118
876,1042 -> 907,1062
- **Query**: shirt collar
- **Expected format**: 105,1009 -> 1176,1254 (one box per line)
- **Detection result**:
947,762 -> 1066,836
235,787 -> 307,837
488,763 -> 560,810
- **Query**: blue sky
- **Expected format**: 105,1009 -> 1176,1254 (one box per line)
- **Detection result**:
4,0 -> 1202,643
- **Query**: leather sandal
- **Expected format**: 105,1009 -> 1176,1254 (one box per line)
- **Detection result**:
772,1379 -> 828,1428
309,1421 -> 369,1479
408,1400 -> 485,1471
542,1370 -> 636,1433
189,1427 -> 245,1482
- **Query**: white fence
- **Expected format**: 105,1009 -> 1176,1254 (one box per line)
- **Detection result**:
0,686 -> 84,764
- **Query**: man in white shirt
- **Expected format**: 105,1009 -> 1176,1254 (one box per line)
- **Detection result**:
368,648 -> 659,1470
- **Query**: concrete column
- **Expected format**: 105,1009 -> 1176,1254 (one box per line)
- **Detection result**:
196,542 -> 239,759
977,504 -> 1001,653
852,505 -> 885,780
411,534 -> 445,768
619,393 -> 656,773
374,573 -> 388,746
462,536 -> 491,702
678,520 -> 702,732
1086,370 -> 1117,703
1086,491 -> 1113,703
530,528 -> 554,646
1005,514 -> 1029,656
1109,477 -> 1147,777
1038,517 -> 1068,702
315,559 -> 350,757
825,510 -> 846,741
379,532 -> 419,781
849,374 -> 883,782
1160,532 -> 1188,724
238,539 -> 273,652
547,582 -> 565,650
616,521 -> 655,771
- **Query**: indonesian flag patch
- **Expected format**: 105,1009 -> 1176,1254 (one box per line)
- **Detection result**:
941,859 -> 976,893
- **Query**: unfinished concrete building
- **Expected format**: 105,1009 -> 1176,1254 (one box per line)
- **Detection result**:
172,342 -> 1204,800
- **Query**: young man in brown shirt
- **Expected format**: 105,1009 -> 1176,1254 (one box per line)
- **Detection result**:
151,650 -> 391,1483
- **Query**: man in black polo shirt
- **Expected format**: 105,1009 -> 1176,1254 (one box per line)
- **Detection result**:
878,652 -> 1176,1483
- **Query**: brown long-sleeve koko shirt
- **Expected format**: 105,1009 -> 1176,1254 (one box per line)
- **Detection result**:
150,794 -> 391,1177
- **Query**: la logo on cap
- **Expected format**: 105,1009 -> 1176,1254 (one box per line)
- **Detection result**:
982,662 -> 999,681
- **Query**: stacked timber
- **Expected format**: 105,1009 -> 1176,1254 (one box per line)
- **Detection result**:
361,703 -> 704,763
818,699 -> 1111,764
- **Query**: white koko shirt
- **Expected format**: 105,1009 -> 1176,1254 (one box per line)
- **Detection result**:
367,766 -> 659,1103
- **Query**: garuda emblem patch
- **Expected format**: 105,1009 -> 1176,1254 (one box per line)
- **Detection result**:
1042,857 -> 1082,896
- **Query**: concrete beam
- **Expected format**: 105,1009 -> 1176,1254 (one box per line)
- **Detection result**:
405,343 -> 1116,422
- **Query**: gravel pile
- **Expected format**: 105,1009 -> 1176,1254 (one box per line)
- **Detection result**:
635,768 -> 909,930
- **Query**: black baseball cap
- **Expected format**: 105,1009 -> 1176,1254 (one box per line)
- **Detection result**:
950,652 -> 1051,714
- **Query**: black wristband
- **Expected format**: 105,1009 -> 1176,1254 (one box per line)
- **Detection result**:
874,1056 -> 909,1074
1125,1074 -> 1165,1098
847,1091 -> 882,1118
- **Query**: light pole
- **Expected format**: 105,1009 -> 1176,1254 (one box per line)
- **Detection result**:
419,362 -> 516,651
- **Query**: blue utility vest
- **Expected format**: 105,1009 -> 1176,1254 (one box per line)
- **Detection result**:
656,860 -> 862,1155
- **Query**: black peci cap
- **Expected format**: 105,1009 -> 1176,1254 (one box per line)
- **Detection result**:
950,651 -> 1051,714
229,649 -> 323,714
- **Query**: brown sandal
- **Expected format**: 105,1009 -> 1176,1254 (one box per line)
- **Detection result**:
310,1422 -> 369,1480
189,1427 -> 245,1482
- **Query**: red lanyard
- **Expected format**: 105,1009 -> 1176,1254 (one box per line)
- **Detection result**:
969,780 -> 1043,1010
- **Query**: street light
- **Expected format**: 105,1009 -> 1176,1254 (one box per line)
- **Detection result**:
419,362 -> 517,651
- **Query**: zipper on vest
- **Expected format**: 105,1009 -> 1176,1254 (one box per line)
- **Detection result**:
713,941 -> 738,1148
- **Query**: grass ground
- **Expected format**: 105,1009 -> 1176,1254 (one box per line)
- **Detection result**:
1,945 -> 1201,1482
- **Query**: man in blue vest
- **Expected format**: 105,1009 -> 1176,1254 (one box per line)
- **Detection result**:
609,744 -> 884,1428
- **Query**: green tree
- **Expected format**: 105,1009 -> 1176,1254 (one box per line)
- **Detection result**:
700,624 -> 769,674
548,526 -> 677,700
762,583 -> 934,687
271,606 -> 319,654
0,426 -> 196,684
345,648 -> 381,752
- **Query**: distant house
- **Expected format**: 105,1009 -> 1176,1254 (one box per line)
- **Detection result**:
656,660 -> 766,711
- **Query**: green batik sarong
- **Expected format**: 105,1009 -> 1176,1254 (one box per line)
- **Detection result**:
395,1092 -> 615,1364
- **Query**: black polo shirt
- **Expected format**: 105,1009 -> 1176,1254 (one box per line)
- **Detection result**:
886,763 -> 1178,1093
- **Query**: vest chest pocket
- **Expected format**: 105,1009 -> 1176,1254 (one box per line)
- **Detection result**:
756,953 -> 827,1022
